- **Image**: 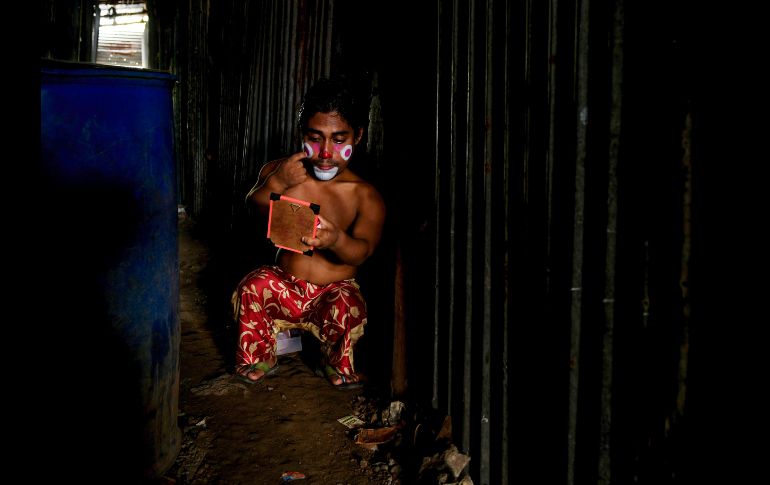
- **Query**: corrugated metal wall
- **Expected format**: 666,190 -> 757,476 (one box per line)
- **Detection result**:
427,1 -> 583,481
416,1 -> 696,484
41,0 -> 98,62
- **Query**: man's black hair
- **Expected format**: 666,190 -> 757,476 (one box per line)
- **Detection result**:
297,77 -> 367,132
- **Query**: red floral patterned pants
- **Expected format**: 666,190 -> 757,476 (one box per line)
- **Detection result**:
233,265 -> 367,376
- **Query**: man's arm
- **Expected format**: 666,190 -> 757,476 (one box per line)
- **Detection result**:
247,152 -> 308,214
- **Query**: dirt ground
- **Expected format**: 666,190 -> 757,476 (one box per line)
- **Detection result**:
162,217 -> 404,485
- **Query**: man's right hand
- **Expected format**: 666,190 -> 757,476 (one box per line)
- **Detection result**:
274,151 -> 309,189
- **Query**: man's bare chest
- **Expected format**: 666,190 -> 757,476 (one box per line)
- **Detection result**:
284,184 -> 358,230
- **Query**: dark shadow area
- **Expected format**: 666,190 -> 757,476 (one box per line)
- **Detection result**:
180,217 -> 251,372
33,178 -> 152,484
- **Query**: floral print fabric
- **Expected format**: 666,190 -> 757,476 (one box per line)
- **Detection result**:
234,265 -> 367,376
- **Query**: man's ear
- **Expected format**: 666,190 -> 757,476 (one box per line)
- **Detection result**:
354,127 -> 364,145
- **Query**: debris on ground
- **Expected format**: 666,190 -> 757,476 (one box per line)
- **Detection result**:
280,471 -> 306,481
346,393 -> 474,484
338,414 -> 366,428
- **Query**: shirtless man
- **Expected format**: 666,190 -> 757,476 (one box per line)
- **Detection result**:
233,78 -> 386,388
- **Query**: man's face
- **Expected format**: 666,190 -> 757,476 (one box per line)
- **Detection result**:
302,111 -> 360,181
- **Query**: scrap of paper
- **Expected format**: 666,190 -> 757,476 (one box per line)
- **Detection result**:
337,414 -> 365,428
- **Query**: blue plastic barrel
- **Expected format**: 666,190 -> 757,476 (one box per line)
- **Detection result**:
40,60 -> 180,482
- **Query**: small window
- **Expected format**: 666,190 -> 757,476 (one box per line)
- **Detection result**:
96,2 -> 148,68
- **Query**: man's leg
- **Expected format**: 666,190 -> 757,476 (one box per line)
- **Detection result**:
309,279 -> 367,384
234,266 -> 301,381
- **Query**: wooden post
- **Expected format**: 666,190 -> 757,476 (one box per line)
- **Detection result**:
391,242 -> 407,398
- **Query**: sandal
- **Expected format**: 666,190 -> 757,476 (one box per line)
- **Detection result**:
235,361 -> 279,384
315,364 -> 364,390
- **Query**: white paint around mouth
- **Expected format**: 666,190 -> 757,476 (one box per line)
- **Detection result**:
313,165 -> 339,180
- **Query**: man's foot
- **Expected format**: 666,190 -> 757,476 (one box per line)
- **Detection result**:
235,358 -> 278,384
317,364 -> 365,390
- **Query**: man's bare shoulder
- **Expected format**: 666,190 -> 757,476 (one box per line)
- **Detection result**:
357,179 -> 384,203
246,158 -> 288,202
340,170 -> 383,200
260,158 -> 286,177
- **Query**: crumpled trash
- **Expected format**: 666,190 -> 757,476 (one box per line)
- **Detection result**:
418,444 -> 471,480
381,400 -> 405,426
354,426 -> 400,450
